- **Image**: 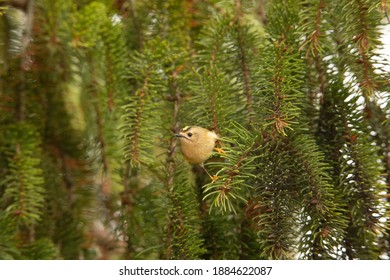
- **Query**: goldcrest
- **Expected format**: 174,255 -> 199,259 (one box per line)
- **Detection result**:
175,126 -> 218,166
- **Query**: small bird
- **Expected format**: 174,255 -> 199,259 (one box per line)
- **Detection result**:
175,126 -> 219,180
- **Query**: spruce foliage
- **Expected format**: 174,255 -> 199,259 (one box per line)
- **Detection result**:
0,0 -> 388,259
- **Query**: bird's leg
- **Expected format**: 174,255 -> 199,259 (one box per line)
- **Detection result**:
200,163 -> 219,182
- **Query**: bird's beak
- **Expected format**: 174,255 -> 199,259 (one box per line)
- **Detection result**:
175,132 -> 190,140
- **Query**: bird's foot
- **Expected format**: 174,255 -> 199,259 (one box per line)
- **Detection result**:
214,147 -> 225,154
209,174 -> 219,182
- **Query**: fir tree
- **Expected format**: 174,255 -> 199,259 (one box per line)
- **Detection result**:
0,0 -> 388,260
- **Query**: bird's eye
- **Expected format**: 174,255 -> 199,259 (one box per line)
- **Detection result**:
187,132 -> 193,137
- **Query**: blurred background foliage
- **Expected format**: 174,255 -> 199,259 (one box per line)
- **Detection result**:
0,0 -> 389,259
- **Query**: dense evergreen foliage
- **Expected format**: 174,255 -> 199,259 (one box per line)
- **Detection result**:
0,0 -> 389,259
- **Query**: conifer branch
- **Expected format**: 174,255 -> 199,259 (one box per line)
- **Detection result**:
86,54 -> 112,195
234,0 -> 254,124
312,0 -> 328,95
123,77 -> 148,166
1,0 -> 388,260
1,124 -> 45,228
93,96 -> 111,193
353,0 -> 376,98
203,123 -> 261,213
166,66 -> 182,187
128,0 -> 143,49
